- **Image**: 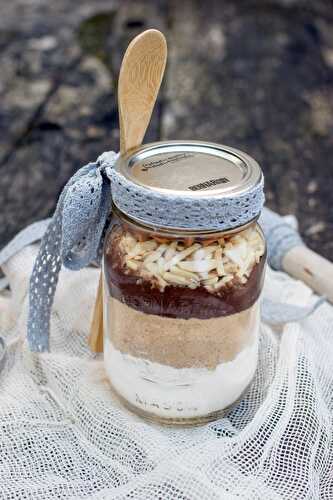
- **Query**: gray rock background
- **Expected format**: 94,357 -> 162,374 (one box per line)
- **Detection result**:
0,0 -> 332,259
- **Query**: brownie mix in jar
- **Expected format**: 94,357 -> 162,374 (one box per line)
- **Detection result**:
103,141 -> 266,424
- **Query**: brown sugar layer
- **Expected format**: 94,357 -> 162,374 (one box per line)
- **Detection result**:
105,295 -> 260,368
105,247 -> 265,319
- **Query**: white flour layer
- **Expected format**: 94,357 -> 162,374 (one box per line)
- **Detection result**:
104,327 -> 259,419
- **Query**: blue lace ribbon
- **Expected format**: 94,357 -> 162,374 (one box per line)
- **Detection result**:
27,152 -> 117,352
0,151 -> 315,353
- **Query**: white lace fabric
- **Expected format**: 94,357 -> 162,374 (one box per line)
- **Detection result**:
0,244 -> 332,499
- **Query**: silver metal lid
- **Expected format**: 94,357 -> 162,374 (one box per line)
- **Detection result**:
109,141 -> 265,232
116,141 -> 262,198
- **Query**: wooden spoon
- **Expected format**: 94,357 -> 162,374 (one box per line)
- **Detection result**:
88,29 -> 167,352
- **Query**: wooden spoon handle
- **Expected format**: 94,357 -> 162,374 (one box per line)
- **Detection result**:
88,30 -> 167,353
283,246 -> 333,303
89,275 -> 104,352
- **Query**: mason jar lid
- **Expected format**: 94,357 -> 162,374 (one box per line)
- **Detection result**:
109,141 -> 265,232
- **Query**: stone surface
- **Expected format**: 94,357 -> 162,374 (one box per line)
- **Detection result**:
0,0 -> 332,260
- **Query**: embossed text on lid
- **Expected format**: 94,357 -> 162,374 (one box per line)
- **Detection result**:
116,141 -> 262,197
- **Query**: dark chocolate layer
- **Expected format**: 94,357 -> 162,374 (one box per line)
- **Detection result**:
104,233 -> 266,320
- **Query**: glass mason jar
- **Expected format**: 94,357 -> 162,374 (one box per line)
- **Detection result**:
103,141 -> 266,425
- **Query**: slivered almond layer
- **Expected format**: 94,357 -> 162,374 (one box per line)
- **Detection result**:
117,225 -> 265,292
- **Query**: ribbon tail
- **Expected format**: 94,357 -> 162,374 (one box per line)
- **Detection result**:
28,210 -> 64,352
27,157 -> 115,352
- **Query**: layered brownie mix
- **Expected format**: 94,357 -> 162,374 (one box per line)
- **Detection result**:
101,140 -> 266,421
104,224 -> 266,369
